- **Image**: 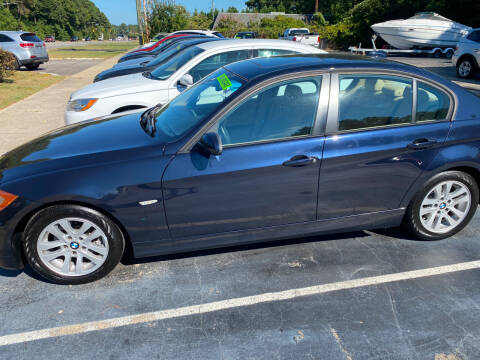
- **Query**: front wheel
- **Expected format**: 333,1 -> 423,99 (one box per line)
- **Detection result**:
23,205 -> 125,284
457,58 -> 476,79
403,171 -> 478,240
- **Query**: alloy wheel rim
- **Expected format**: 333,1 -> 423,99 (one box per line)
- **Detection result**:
419,180 -> 471,234
459,61 -> 471,77
37,217 -> 109,277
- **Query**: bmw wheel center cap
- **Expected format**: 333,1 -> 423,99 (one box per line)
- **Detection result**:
70,242 -> 79,250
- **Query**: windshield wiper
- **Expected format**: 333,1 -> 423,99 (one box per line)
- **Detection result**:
142,71 -> 152,79
140,103 -> 163,136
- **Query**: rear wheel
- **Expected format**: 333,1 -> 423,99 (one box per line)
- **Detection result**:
445,49 -> 454,59
403,171 -> 478,240
25,63 -> 40,70
457,58 -> 476,79
23,205 -> 125,284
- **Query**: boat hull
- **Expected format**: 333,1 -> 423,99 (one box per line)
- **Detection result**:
371,21 -> 471,49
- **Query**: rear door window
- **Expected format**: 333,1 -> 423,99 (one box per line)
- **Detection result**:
20,33 -> 42,42
338,74 -> 413,131
256,49 -> 299,58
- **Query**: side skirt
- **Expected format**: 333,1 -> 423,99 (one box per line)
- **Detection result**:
132,208 -> 406,259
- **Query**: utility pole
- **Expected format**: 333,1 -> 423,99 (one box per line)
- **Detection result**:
211,0 -> 214,21
143,0 -> 149,42
136,0 -> 144,44
315,0 -> 318,13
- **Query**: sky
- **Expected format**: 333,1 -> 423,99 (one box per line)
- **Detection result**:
91,0 -> 247,25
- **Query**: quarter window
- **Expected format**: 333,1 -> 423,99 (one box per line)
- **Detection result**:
467,31 -> 480,43
188,50 -> 249,82
338,74 -> 413,131
212,77 -> 322,146
0,34 -> 14,42
416,82 -> 450,122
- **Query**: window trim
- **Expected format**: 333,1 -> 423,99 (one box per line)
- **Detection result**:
326,70 -> 456,135
179,71 -> 330,153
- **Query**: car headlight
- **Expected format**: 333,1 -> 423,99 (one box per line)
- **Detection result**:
67,98 -> 98,112
0,190 -> 18,211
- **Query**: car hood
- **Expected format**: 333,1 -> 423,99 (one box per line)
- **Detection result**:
0,112 -> 164,185
112,57 -> 152,69
71,73 -> 168,100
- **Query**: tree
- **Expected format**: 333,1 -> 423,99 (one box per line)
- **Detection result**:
227,6 -> 239,13
149,0 -> 188,34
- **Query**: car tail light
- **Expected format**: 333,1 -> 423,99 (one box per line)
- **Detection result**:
0,190 -> 18,212
293,36 -> 296,41
30,56 -> 37,59
318,36 -> 321,43
20,43 -> 34,48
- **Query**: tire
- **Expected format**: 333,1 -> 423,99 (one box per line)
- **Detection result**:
25,63 -> 40,70
23,205 -> 125,285
433,49 -> 442,58
457,58 -> 476,79
445,49 -> 454,59
403,171 -> 478,241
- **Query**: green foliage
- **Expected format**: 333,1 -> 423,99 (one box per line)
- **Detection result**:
312,12 -> 328,26
149,1 -> 188,34
0,49 -> 16,82
187,10 -> 213,30
227,6 -> 239,13
258,15 -> 307,38
0,0 -> 112,41
316,22 -> 355,48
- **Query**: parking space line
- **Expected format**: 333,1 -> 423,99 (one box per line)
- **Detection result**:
1,260 -> 480,347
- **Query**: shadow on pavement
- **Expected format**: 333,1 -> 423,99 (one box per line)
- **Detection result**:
123,230 -> 372,266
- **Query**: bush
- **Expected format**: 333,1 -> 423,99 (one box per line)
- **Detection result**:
0,49 -> 16,82
316,22 -> 355,49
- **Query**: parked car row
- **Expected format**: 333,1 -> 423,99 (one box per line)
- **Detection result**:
65,36 -> 327,125
2,30 -> 480,285
0,31 -> 49,70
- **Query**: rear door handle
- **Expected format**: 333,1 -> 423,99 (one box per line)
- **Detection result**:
283,155 -> 318,167
407,138 -> 437,150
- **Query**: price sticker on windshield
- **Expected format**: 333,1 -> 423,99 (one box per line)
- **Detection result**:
217,73 -> 232,90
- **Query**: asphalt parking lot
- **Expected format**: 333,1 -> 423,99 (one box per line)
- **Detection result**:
1,55 -> 480,360
22,59 -> 104,76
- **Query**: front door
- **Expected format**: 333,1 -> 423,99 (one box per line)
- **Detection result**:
317,73 -> 453,219
163,75 -> 327,239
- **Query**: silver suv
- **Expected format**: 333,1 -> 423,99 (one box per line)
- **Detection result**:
452,28 -> 480,79
0,31 -> 49,70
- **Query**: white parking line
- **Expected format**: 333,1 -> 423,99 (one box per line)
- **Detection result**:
1,260 -> 480,347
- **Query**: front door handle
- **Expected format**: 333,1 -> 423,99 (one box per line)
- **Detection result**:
283,155 -> 318,167
407,138 -> 437,150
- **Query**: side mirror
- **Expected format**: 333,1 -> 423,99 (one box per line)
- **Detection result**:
196,132 -> 223,156
178,73 -> 194,87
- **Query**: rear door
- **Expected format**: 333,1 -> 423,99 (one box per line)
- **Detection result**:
317,72 -> 453,219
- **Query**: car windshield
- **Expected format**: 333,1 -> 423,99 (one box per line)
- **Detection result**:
149,46 -> 204,80
409,13 -> 451,21
151,69 -> 245,140
146,43 -> 187,67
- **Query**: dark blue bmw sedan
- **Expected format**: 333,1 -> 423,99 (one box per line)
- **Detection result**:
1,55 -> 480,284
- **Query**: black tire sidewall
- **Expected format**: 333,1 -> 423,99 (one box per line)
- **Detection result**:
23,205 -> 124,285
405,171 -> 478,240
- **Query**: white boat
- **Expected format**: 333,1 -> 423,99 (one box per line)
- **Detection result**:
371,12 -> 471,50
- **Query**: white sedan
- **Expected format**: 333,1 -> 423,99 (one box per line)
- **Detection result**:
65,39 -> 327,125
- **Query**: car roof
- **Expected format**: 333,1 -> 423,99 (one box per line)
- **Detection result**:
224,54 -> 430,82
196,39 -> 321,52
0,31 -> 30,35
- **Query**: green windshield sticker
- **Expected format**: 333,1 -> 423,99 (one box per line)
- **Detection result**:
217,73 -> 232,90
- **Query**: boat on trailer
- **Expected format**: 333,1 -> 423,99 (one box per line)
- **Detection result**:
371,12 -> 471,50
